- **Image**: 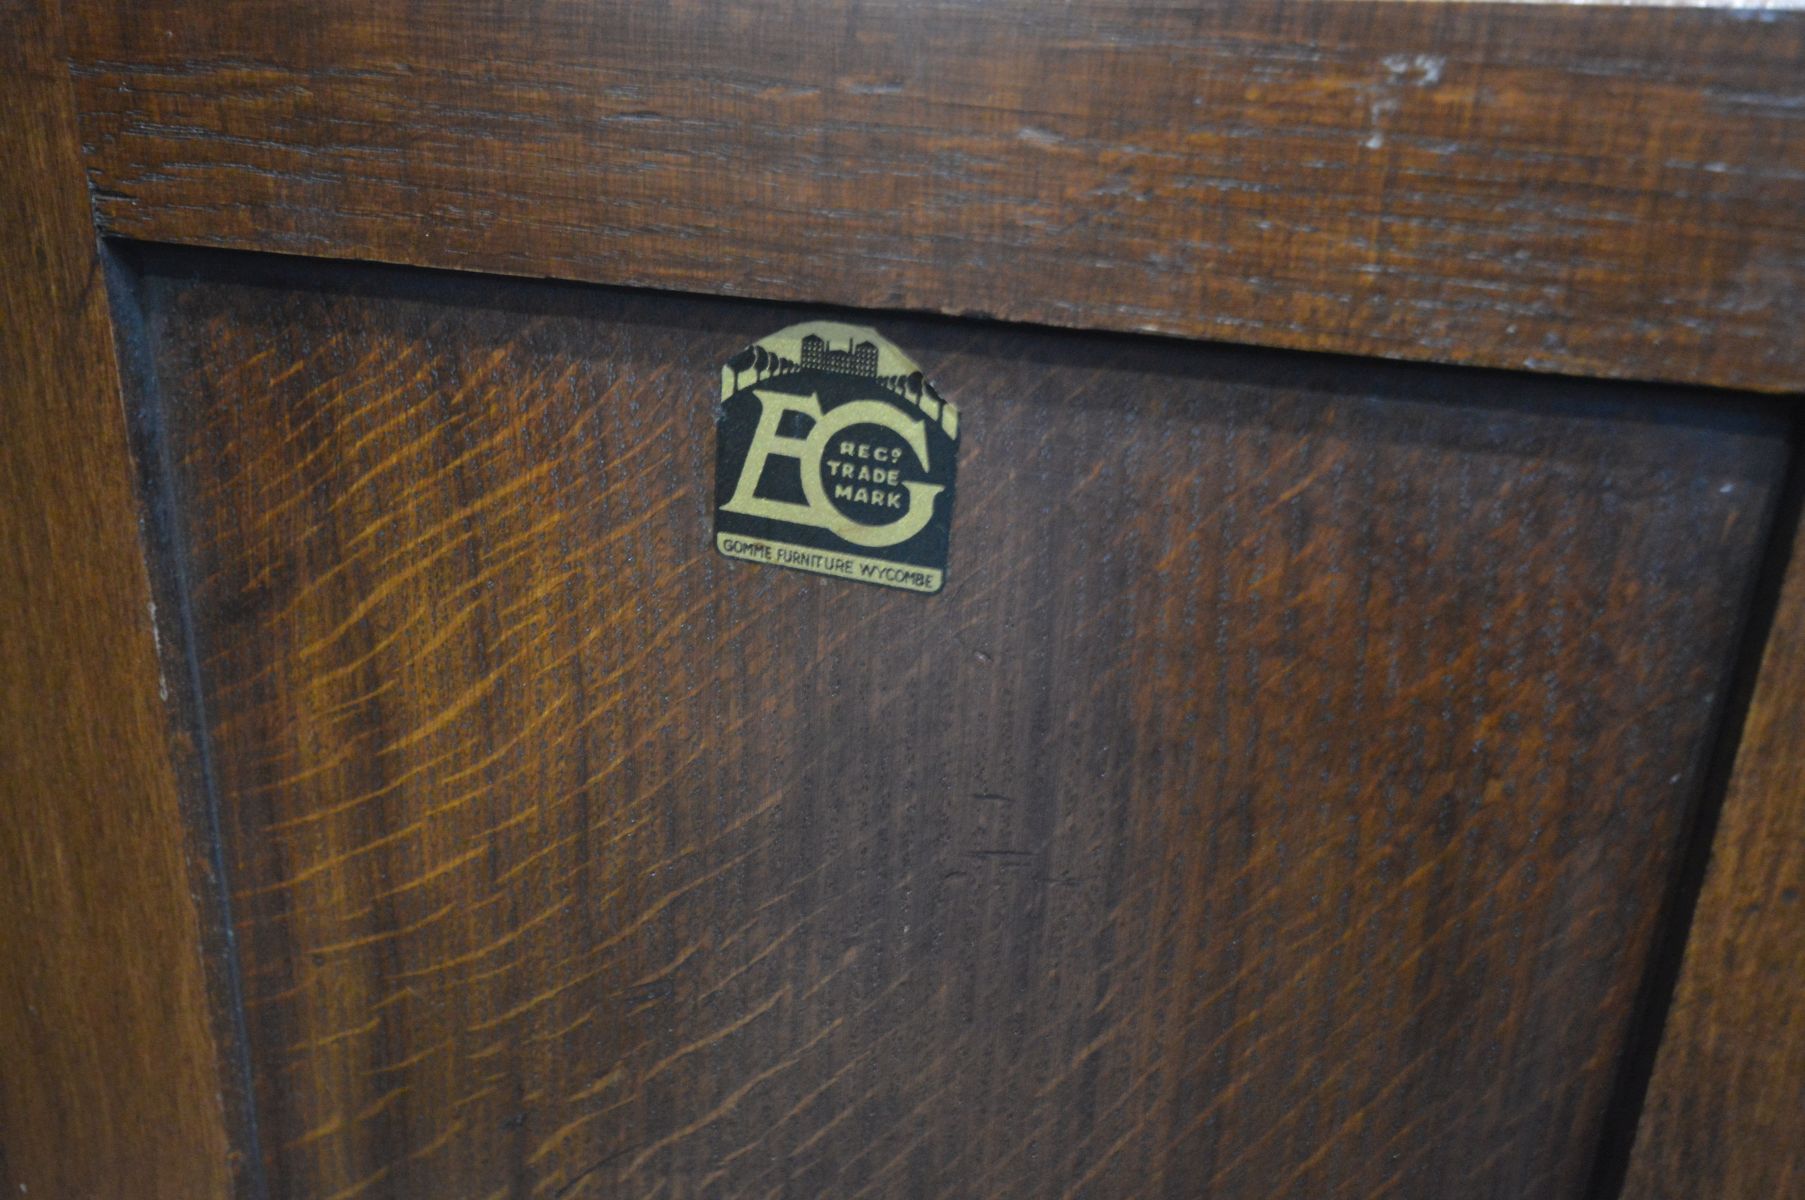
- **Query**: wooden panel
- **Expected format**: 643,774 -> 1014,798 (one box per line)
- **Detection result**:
69,0 -> 1805,393
1622,509 -> 1805,1199
130,246 -> 1789,1199
0,3 -> 235,1197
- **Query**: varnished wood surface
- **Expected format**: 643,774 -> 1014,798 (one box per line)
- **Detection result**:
130,245 -> 1790,1199
69,0 -> 1805,393
1621,504 -> 1805,1199
0,4 -> 234,1197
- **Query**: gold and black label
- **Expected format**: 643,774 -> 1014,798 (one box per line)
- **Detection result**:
713,322 -> 959,594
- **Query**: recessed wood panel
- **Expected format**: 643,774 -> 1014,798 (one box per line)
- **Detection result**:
132,247 -> 1788,1199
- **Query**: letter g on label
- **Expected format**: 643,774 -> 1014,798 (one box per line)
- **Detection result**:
721,390 -> 943,549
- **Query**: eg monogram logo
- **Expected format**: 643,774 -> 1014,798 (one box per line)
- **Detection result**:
721,392 -> 941,549
712,322 -> 959,593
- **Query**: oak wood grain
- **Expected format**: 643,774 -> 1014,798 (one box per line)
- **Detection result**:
0,3 -> 234,1196
1621,501 -> 1805,1200
66,0 -> 1805,393
130,245 -> 1790,1199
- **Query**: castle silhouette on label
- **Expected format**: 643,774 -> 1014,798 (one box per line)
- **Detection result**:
722,324 -> 959,442
800,333 -> 879,377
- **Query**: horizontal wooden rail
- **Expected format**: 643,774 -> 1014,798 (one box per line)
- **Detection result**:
67,0 -> 1805,391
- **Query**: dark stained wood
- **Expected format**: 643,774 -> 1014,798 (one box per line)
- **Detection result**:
1622,509 -> 1805,1200
129,245 -> 1790,1199
66,0 -> 1805,394
0,3 -> 235,1196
